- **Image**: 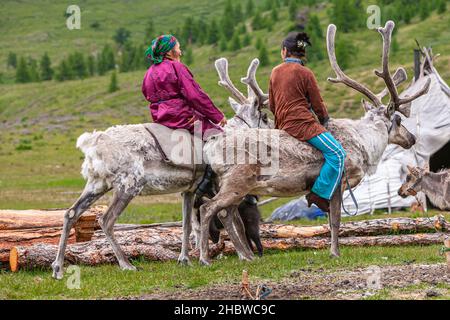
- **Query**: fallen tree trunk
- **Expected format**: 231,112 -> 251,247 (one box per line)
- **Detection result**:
0,206 -> 106,230
0,206 -> 106,264
260,215 -> 449,238
10,226 -> 447,271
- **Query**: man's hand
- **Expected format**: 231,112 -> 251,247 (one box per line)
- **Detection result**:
218,117 -> 227,127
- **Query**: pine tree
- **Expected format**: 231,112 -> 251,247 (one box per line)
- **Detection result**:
271,7 -> 279,22
259,44 -> 270,66
289,0 -> 298,21
419,0 -> 430,20
113,27 -> 131,46
252,10 -> 265,30
197,19 -> 208,45
40,52 -> 53,81
28,58 -> 40,82
219,35 -> 228,51
144,20 -> 155,44
208,19 -> 220,44
87,55 -> 96,76
335,38 -> 357,70
222,2 -> 235,40
229,31 -> 241,51
109,71 -> 119,92
234,2 -> 243,24
438,0 -> 447,13
184,47 -> 194,65
102,44 -> 116,71
69,52 -> 87,79
55,59 -> 71,81
329,0 -> 363,33
255,37 -> 263,50
7,52 -> 17,69
15,57 -> 30,83
242,33 -> 252,47
246,0 -> 255,17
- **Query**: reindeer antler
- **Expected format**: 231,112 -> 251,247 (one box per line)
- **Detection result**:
241,58 -> 269,106
376,67 -> 407,101
326,24 -> 382,107
215,58 -> 247,105
374,21 -> 431,113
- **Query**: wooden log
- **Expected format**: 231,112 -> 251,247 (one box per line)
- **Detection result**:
259,215 -> 449,238
0,206 -> 106,230
10,227 -> 447,271
0,206 -> 106,263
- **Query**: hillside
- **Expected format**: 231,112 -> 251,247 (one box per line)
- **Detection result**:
0,0 -> 449,216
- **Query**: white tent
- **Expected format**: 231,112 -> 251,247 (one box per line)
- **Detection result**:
342,50 -> 450,215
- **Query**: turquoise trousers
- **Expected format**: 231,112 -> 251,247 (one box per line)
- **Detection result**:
307,132 -> 346,200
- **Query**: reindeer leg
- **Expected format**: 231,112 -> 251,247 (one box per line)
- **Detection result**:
52,184 -> 107,279
329,184 -> 343,258
178,191 -> 194,266
99,189 -> 137,271
218,207 -> 254,262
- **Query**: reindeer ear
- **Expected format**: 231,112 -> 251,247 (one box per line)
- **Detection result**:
398,101 -> 412,118
361,99 -> 373,112
228,97 -> 242,114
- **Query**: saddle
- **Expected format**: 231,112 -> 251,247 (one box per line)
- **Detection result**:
143,123 -> 205,171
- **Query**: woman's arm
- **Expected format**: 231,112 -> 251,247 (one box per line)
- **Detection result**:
174,62 -> 225,124
305,69 -> 329,124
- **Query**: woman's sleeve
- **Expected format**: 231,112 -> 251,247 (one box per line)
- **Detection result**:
305,69 -> 329,122
174,62 -> 224,124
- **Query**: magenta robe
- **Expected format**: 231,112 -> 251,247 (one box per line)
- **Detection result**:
142,58 -> 224,135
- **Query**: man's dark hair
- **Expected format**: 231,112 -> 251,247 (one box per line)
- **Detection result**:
282,32 -> 311,57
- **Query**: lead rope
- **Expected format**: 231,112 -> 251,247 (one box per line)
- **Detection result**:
340,169 -> 359,216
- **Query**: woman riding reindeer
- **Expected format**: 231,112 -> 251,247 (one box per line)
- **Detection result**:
268,32 -> 346,213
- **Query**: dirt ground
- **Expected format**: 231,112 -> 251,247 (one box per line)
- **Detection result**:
123,263 -> 450,300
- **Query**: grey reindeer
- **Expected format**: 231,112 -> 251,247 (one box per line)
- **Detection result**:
398,165 -> 450,210
51,58 -> 273,279
196,21 -> 431,265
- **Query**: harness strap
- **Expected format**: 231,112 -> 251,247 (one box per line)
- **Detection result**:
143,125 -> 172,164
340,169 -> 359,216
143,125 -> 198,190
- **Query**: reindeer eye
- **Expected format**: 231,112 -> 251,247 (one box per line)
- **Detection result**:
262,113 -> 268,123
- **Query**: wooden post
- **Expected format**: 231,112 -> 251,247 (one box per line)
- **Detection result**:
445,238 -> 450,273
74,213 -> 96,242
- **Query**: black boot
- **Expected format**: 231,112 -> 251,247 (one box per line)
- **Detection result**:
195,164 -> 216,199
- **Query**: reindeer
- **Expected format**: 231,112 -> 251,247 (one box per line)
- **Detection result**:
398,165 -> 450,210
51,58 -> 273,279
196,21 -> 430,265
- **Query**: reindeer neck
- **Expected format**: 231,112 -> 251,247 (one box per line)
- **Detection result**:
354,113 -> 389,174
420,173 -> 448,208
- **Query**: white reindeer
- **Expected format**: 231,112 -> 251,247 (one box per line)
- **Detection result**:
196,21 -> 431,265
51,58 -> 273,279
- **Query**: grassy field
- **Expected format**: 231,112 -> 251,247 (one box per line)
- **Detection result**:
0,1 -> 449,300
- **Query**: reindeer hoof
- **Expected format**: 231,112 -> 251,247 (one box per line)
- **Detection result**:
330,251 -> 341,259
120,264 -> 137,271
51,262 -> 64,280
199,258 -> 211,266
177,255 -> 192,266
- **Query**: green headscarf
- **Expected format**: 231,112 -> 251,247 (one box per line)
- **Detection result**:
145,34 -> 178,64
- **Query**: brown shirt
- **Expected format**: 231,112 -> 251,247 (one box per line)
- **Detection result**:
269,62 -> 328,141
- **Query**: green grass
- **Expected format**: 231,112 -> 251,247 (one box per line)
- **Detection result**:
0,244 -> 446,300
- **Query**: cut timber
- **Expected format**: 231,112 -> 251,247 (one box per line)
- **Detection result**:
0,206 -> 106,230
0,206 -> 106,264
260,215 -> 449,238
10,226 -> 447,271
